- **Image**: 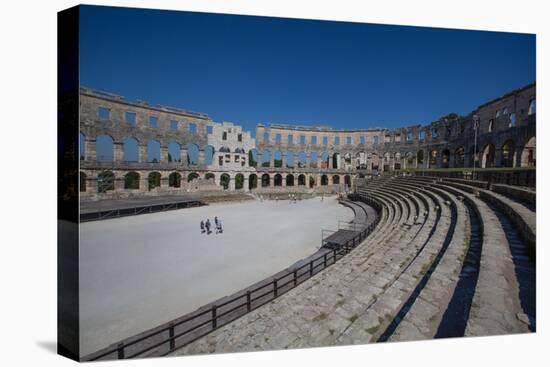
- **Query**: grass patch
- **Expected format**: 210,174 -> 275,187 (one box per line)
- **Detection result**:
348,314 -> 359,323
312,312 -> 328,322
366,325 -> 380,334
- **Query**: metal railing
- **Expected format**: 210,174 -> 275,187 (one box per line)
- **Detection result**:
80,200 -> 206,222
82,195 -> 382,361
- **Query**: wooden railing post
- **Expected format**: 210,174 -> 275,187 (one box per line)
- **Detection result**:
211,305 -> 217,329
293,269 -> 298,286
117,343 -> 124,359
309,261 -> 313,277
169,322 -> 175,350
273,279 -> 278,298
323,253 -> 327,268
246,291 -> 251,312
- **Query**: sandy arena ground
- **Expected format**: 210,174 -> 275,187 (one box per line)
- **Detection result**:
79,196 -> 354,356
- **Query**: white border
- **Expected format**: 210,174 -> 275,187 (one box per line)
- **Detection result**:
0,1 -> 546,366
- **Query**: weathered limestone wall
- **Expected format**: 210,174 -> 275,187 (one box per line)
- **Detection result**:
79,83 -> 536,197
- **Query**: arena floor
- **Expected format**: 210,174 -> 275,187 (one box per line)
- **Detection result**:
79,196 -> 354,356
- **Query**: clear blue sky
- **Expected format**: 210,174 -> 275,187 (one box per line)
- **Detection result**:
80,5 -> 535,136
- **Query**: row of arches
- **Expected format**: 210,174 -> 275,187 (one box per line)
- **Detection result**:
423,137 -> 536,169
81,171 -> 353,193
80,133 -> 215,165
80,170 -> 214,193
82,133 -> 536,170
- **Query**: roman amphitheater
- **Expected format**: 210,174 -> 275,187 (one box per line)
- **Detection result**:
79,83 -> 536,360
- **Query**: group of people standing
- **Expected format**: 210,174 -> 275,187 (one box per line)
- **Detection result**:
200,216 -> 223,235
288,194 -> 298,204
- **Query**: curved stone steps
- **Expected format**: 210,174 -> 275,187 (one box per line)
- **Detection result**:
334,189 -> 447,344
432,183 -> 531,336
491,184 -> 535,211
366,186 -> 413,221
383,185 -> 470,341
439,180 -> 535,253
339,199 -> 369,227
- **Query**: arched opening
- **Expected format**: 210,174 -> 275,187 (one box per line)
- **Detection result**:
220,174 -> 230,190
249,174 -> 258,190
274,151 -> 282,167
124,171 -> 140,189
442,149 -> 450,168
187,172 -> 199,182
187,143 -> 199,165
321,175 -> 328,186
501,140 -> 516,168
321,152 -> 329,169
344,175 -> 351,187
394,152 -> 402,170
298,174 -> 306,186
356,151 -> 367,169
274,174 -> 282,187
248,149 -> 258,167
521,136 -> 536,167
332,175 -> 340,184
310,152 -> 318,168
148,172 -> 161,191
96,134 -> 114,161
286,174 -> 294,186
416,150 -> 424,166
482,144 -> 495,168
123,138 -> 139,162
167,142 -> 181,162
205,172 -> 215,181
205,145 -> 215,165
80,132 -> 86,160
261,173 -> 270,187
80,172 -> 86,192
383,152 -> 391,172
261,149 -> 271,167
168,172 -> 182,188
298,152 -> 307,168
332,153 -> 340,169
454,147 -> 465,167
97,171 -> 115,193
371,153 -> 379,171
429,150 -> 438,168
309,176 -> 316,188
344,153 -> 352,167
147,140 -> 161,163
286,151 -> 295,168
235,174 -> 244,190
405,152 -> 415,169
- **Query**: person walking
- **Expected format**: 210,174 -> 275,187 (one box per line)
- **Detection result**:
205,219 -> 211,234
217,218 -> 223,234
200,220 -> 205,234
214,216 -> 219,227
